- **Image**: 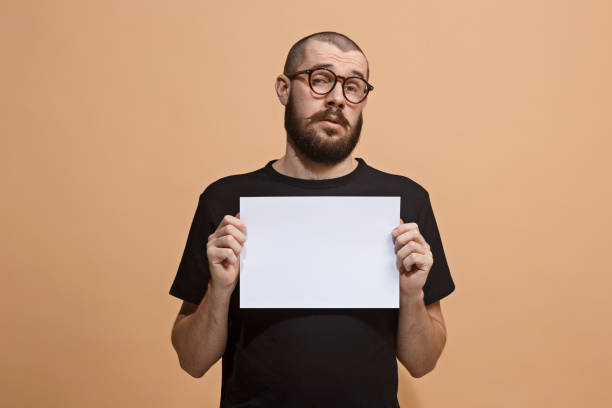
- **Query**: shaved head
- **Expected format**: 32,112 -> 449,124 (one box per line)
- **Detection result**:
283,31 -> 369,80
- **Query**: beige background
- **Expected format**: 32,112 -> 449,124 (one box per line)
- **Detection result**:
2,0 -> 611,406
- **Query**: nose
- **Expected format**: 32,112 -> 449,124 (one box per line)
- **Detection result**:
325,79 -> 345,109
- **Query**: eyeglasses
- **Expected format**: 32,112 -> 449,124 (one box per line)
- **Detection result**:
284,67 -> 374,104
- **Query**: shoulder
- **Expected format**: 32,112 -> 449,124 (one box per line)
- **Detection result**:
364,160 -> 430,200
199,166 -> 265,201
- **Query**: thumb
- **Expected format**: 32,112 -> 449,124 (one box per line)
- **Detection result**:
236,212 -> 240,219
400,217 -> 404,224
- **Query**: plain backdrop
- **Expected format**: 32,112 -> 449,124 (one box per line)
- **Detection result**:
1,0 -> 611,407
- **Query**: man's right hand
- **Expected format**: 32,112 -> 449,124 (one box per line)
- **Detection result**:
206,212 -> 247,293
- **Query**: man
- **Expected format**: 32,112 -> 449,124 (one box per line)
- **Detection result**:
169,31 -> 455,407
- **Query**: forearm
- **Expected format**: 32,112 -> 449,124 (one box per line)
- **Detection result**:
171,282 -> 233,378
396,291 -> 446,377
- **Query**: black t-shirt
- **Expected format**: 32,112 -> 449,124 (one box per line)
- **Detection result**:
169,157 -> 455,408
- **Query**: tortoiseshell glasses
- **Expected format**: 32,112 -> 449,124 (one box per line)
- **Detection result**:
284,67 -> 374,104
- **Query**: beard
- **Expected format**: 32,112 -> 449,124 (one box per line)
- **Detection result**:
284,92 -> 363,166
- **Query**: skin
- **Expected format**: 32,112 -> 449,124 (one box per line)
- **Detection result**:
171,39 -> 448,379
393,219 -> 448,377
273,40 -> 368,179
393,218 -> 433,297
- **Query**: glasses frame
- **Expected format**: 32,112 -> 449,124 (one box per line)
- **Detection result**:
284,67 -> 374,104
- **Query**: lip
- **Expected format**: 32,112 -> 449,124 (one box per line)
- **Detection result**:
319,117 -> 344,128
320,120 -> 343,130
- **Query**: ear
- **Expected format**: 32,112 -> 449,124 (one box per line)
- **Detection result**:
275,74 -> 290,106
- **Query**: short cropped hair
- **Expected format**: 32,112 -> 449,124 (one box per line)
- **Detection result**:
283,31 -> 369,80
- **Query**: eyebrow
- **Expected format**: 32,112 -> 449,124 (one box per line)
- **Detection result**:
312,63 -> 366,80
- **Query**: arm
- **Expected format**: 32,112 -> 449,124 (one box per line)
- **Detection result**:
396,295 -> 447,378
170,211 -> 245,378
170,282 -> 233,378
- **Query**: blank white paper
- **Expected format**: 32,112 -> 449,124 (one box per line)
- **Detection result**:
239,196 -> 400,308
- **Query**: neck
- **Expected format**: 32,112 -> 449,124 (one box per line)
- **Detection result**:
273,144 -> 358,180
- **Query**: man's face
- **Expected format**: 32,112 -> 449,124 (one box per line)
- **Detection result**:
283,40 -> 369,165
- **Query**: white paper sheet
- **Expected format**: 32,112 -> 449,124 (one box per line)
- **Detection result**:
239,196 -> 400,308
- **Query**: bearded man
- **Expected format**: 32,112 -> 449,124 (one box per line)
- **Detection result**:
169,31 -> 456,408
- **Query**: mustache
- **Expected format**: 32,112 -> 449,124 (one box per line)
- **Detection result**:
307,107 -> 350,128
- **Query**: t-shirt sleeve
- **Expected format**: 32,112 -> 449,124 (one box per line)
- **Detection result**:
417,191 -> 456,305
169,191 -> 216,305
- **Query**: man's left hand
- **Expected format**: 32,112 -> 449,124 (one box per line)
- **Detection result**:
391,219 -> 433,299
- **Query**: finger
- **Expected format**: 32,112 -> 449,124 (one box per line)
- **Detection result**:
207,246 -> 238,266
394,229 -> 427,252
397,256 -> 415,274
208,232 -> 243,255
396,242 -> 428,272
396,241 -> 427,258
394,229 -> 425,252
226,250 -> 238,266
211,214 -> 247,238
392,221 -> 417,238
208,223 -> 247,247
223,224 -> 247,245
236,211 -> 240,219
402,252 -> 429,273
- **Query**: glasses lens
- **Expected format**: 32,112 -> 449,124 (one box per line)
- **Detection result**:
309,69 -> 335,94
344,77 -> 368,103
